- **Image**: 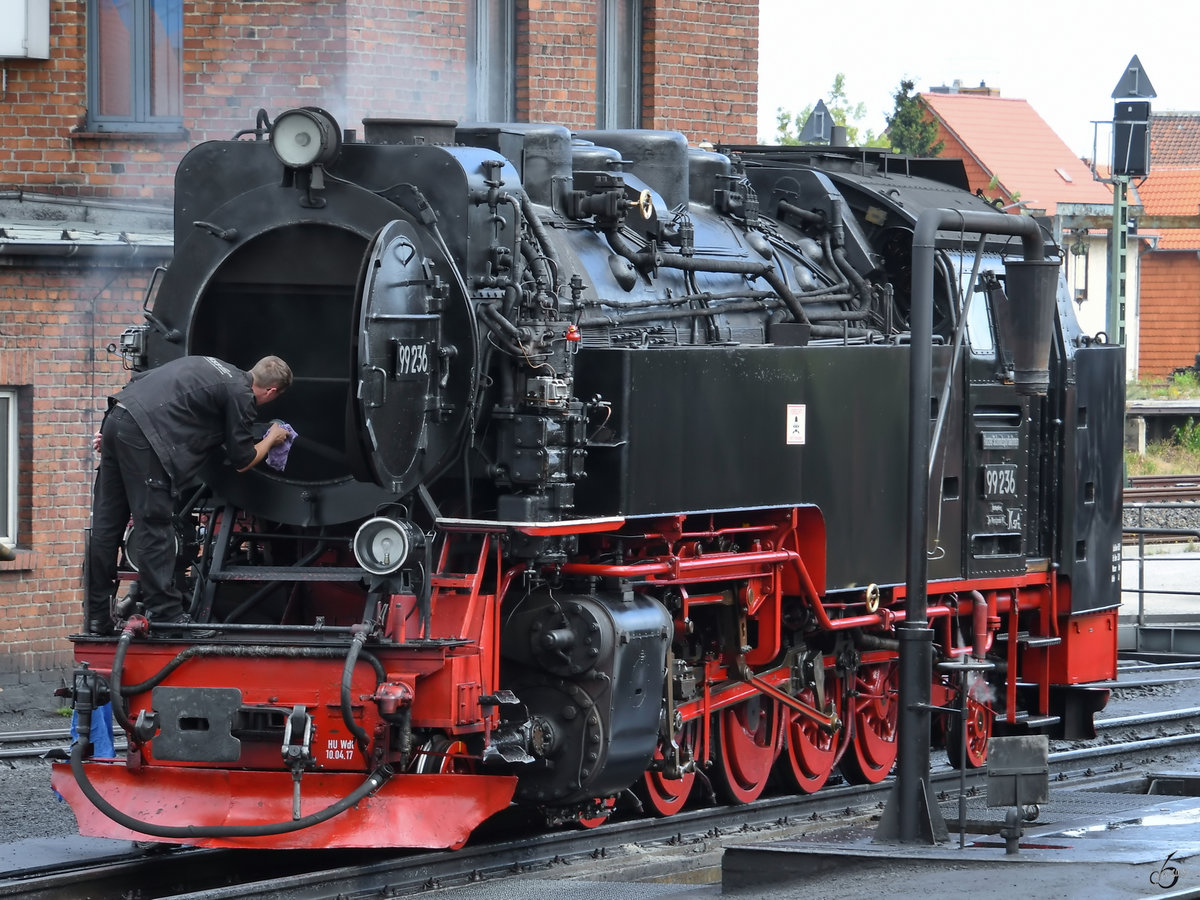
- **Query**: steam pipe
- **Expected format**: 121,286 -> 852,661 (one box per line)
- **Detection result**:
776,200 -> 866,309
828,198 -> 872,310
577,300 -> 869,328
520,192 -> 563,280
603,227 -> 811,326
879,208 -> 1046,846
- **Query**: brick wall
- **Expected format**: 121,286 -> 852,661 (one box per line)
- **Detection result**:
342,0 -> 469,130
0,258 -> 161,698
641,0 -> 758,142
0,1 -> 758,203
1137,251 -> 1200,378
517,0 -> 600,127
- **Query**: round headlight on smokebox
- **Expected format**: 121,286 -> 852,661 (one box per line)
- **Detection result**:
271,107 -> 341,169
353,517 -> 423,576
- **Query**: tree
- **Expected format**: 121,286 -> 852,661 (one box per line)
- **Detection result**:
774,74 -> 887,148
885,79 -> 943,157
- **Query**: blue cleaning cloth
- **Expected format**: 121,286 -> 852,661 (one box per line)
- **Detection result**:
266,421 -> 297,471
70,703 -> 115,757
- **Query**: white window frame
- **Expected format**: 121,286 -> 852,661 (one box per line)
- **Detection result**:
0,390 -> 15,545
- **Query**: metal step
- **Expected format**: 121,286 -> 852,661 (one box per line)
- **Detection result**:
1024,636 -> 1062,648
994,631 -> 1062,647
1012,713 -> 1061,728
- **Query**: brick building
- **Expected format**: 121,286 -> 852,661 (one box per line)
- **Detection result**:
0,0 -> 760,706
1131,114 -> 1200,378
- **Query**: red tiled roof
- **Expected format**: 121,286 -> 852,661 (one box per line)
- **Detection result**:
1135,167 -> 1200,250
920,93 -> 1112,215
1149,113 -> 1200,169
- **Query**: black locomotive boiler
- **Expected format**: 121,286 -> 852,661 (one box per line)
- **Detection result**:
54,107 -> 1124,849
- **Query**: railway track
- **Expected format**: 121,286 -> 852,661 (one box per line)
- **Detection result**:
1124,474 -> 1200,503
3,731 -> 1196,900
3,663 -> 1199,900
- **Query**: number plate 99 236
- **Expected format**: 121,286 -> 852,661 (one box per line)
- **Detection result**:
983,464 -> 1018,497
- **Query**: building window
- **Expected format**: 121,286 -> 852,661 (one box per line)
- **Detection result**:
0,391 -> 15,545
87,0 -> 184,133
597,0 -> 641,129
468,0 -> 516,122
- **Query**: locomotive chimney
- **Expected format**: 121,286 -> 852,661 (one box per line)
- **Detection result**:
362,118 -> 458,145
995,258 -> 1060,396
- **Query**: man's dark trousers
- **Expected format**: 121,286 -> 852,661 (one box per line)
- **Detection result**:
87,405 -> 185,624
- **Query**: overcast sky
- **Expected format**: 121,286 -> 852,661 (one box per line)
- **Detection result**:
757,0 -> 1200,159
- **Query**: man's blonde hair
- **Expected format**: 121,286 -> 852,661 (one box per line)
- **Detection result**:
250,356 -> 293,393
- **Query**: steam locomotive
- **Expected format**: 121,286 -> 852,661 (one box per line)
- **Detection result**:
53,106 -> 1124,849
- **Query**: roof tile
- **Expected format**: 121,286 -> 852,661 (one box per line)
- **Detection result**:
1149,113 -> 1200,168
1135,167 -> 1200,249
920,93 -> 1112,215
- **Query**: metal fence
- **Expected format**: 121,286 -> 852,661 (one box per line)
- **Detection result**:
1122,503 -> 1200,658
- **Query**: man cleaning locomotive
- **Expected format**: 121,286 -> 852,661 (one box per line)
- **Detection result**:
85,355 -> 293,636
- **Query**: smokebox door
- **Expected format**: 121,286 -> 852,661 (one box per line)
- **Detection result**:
351,219 -> 441,492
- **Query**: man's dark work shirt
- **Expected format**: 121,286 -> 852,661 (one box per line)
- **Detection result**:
114,356 -> 258,488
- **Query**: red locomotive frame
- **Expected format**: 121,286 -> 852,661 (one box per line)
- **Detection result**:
55,507 -> 1114,848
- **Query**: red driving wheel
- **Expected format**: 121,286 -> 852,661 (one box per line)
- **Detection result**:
777,679 -> 841,793
840,661 -> 899,784
712,696 -> 779,804
638,720 -> 699,817
946,679 -> 992,769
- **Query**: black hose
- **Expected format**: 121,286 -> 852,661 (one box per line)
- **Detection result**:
477,303 -> 528,357
832,246 -> 873,310
777,198 -> 823,226
117,643 -> 387,697
69,739 -> 392,838
342,630 -> 373,754
108,628 -> 137,736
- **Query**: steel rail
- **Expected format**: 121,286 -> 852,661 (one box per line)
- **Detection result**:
5,727 -> 1200,900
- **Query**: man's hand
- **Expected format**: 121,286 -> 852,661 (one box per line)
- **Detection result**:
92,431 -> 102,453
265,422 -> 290,447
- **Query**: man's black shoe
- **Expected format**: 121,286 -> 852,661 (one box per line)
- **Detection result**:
154,613 -> 216,640
85,617 -> 115,636
114,594 -> 144,619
